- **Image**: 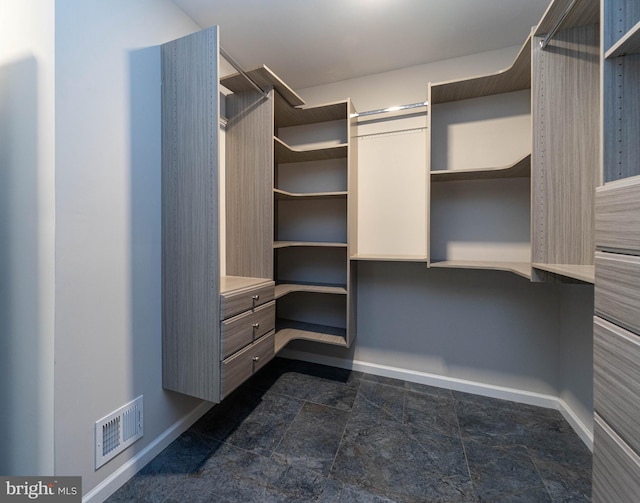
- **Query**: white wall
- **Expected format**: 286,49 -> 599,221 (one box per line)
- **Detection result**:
288,46 -> 595,433
54,0 -> 202,496
0,0 -> 55,475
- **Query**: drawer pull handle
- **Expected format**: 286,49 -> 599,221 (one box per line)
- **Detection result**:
253,323 -> 260,329
252,356 -> 260,362
252,294 -> 260,301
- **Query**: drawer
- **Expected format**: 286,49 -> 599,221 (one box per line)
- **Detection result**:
593,414 -> 640,503
594,316 -> 640,456
596,177 -> 640,254
595,251 -> 640,335
221,301 -> 275,359
220,281 -> 274,320
221,330 -> 275,398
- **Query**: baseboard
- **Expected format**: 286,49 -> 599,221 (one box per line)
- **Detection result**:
83,401 -> 213,503
279,348 -> 593,450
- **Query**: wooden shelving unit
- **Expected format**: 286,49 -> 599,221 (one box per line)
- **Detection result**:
274,188 -> 347,200
274,136 -> 347,163
275,283 -> 347,299
431,154 -> 531,182
430,260 -> 532,280
605,20 -> 640,58
532,263 -> 595,284
351,254 -> 428,262
274,241 -> 347,249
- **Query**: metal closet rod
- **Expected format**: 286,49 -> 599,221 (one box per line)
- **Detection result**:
539,0 -> 579,50
350,101 -> 428,118
220,47 -> 269,99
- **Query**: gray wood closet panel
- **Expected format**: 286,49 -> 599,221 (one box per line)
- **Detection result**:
225,89 -> 274,278
596,177 -> 640,254
531,23 -> 599,272
161,27 -> 221,402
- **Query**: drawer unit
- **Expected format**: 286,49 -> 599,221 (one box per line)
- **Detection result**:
221,300 -> 275,359
596,177 -> 640,254
594,316 -> 640,456
593,414 -> 640,503
220,278 -> 275,320
221,330 -> 275,398
595,251 -> 640,335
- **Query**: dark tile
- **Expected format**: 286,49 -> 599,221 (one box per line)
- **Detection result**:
324,479 -> 400,502
464,440 -> 550,502
267,369 -> 359,411
332,394 -> 475,503
222,390 -> 303,456
404,390 -> 459,438
533,456 -> 591,503
489,487 -> 555,502
356,380 -> 404,421
196,442 -> 325,502
273,402 -> 349,475
287,359 -> 364,387
405,381 -> 454,399
105,471 -> 186,503
360,373 -> 405,389
163,477 -> 234,503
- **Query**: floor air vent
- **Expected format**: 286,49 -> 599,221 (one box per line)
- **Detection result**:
95,395 -> 143,469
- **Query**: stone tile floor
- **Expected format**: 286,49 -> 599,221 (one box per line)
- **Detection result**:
106,358 -> 592,502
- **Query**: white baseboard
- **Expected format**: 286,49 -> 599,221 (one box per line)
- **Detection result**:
279,348 -> 593,451
83,401 -> 213,503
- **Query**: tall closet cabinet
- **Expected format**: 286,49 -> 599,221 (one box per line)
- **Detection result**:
592,0 -> 640,499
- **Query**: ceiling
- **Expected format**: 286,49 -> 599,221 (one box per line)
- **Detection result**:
171,0 -> 551,90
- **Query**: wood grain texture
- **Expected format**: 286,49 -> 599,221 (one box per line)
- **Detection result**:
274,188 -> 348,199
274,323 -> 347,354
225,89 -> 274,279
531,263 -> 595,283
603,0 -> 640,53
595,251 -> 640,335
220,65 -> 304,107
275,136 -> 347,163
275,92 -> 348,128
535,0 -> 599,37
220,280 -> 275,320
602,54 -> 640,182
606,20 -> 640,57
430,260 -> 532,279
594,316 -> 640,457
430,36 -> 531,104
531,24 -> 599,267
431,154 -> 530,182
221,301 -> 275,359
592,414 -> 640,503
596,176 -> 640,253
161,27 -> 220,403
346,99 -> 358,347
221,330 -> 275,398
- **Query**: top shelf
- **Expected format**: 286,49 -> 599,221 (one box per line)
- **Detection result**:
605,20 -> 640,58
534,0 -> 599,38
429,36 -> 531,104
220,65 -> 305,108
275,93 -> 348,128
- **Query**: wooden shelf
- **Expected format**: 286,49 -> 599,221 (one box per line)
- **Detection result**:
430,36 -> 531,104
273,188 -> 348,200
220,65 -> 304,107
534,0 -> 599,38
606,20 -> 640,58
350,254 -> 428,262
274,241 -> 347,249
430,260 -> 532,279
220,276 -> 274,295
532,263 -> 595,283
431,154 -> 531,182
274,319 -> 347,353
275,283 -> 348,299
274,136 -> 347,163
275,93 -> 348,128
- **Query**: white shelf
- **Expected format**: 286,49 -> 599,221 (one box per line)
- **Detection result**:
532,263 -> 595,283
430,260 -> 532,279
275,283 -> 347,299
605,19 -> 640,58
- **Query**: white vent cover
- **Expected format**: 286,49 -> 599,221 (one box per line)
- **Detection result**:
95,395 -> 143,469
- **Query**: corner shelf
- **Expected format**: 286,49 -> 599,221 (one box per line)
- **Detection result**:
274,241 -> 347,249
605,20 -> 640,58
532,263 -> 595,283
275,320 -> 348,353
430,260 -> 532,279
431,154 -> 531,182
220,64 -> 304,107
429,35 -> 531,104
274,188 -> 347,200
275,283 -> 347,299
274,136 -> 347,163
350,254 -> 428,262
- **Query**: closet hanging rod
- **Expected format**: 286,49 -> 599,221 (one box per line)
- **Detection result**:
350,101 -> 428,119
220,47 -> 270,99
539,0 -> 579,50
